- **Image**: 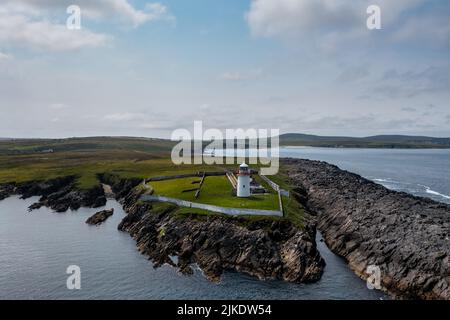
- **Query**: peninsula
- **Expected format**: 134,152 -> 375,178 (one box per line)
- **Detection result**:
0,137 -> 448,299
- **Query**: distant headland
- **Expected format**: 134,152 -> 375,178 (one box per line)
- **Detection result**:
0,133 -> 449,156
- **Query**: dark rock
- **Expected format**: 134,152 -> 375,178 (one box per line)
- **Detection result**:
17,176 -> 76,199
0,183 -> 15,201
98,174 -> 141,200
28,202 -> 44,211
283,158 -> 450,300
92,196 -> 107,208
12,176 -> 107,213
86,208 -> 114,225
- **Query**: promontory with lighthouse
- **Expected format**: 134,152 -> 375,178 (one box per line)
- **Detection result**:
0,136 -> 448,300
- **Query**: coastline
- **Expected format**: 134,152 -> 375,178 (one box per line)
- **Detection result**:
283,158 -> 449,299
0,158 -> 449,299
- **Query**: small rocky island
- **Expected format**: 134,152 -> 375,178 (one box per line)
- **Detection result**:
0,158 -> 449,299
86,208 -> 114,225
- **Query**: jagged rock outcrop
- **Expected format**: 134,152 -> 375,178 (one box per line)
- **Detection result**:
0,183 -> 15,201
118,199 -> 325,283
283,158 -> 450,300
86,208 -> 114,225
30,183 -> 106,212
0,173 -> 141,212
0,176 -> 107,212
98,173 -> 142,200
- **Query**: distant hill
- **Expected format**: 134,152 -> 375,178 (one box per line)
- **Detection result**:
279,133 -> 450,148
0,136 -> 176,155
0,134 -> 449,156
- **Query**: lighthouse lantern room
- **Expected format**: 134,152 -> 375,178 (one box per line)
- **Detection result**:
237,163 -> 251,197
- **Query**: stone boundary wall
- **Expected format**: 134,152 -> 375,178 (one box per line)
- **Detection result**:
260,175 -> 290,197
259,175 -> 290,215
146,171 -> 225,182
140,195 -> 283,217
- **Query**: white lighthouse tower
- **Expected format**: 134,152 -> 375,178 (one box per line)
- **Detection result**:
237,163 -> 251,197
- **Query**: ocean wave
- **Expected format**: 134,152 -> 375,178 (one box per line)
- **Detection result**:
371,178 -> 409,185
373,180 -> 450,201
373,178 -> 390,183
423,186 -> 450,199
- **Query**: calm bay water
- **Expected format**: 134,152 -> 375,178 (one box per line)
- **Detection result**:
0,196 -> 386,300
4,147 -> 449,300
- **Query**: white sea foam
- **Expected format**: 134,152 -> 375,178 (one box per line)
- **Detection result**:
373,178 -> 390,183
424,187 -> 450,199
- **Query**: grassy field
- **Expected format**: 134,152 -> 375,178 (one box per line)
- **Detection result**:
0,136 -> 176,155
0,137 -> 269,189
0,137 -> 305,227
0,150 -> 227,189
149,175 -> 280,210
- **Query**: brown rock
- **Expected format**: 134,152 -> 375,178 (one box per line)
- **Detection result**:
86,208 -> 114,225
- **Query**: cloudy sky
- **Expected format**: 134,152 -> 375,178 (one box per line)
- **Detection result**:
0,0 -> 449,138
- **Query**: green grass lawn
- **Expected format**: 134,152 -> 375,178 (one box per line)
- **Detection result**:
149,175 -> 280,210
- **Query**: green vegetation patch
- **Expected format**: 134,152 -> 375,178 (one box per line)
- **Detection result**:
149,175 -> 279,210
282,196 -> 305,229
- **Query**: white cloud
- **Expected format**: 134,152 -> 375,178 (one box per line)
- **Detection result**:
0,52 -> 13,61
392,13 -> 450,48
220,69 -> 264,81
245,0 -> 443,48
0,6 -> 110,51
7,0 -> 175,28
246,0 -> 364,40
104,112 -> 144,121
88,0 -> 175,27
220,71 -> 244,81
49,103 -> 69,110
0,1 -> 175,52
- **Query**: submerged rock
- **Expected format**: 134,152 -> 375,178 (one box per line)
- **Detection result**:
283,158 -> 450,300
86,208 -> 114,225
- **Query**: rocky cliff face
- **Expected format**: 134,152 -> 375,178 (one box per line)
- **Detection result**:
118,194 -> 325,283
283,158 -> 450,300
0,184 -> 15,201
0,173 -> 325,284
107,176 -> 326,284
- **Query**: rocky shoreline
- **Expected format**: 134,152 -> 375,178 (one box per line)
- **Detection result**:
0,175 -> 325,285
117,189 -> 325,283
0,176 -> 107,212
1,158 -> 449,299
283,158 -> 450,300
